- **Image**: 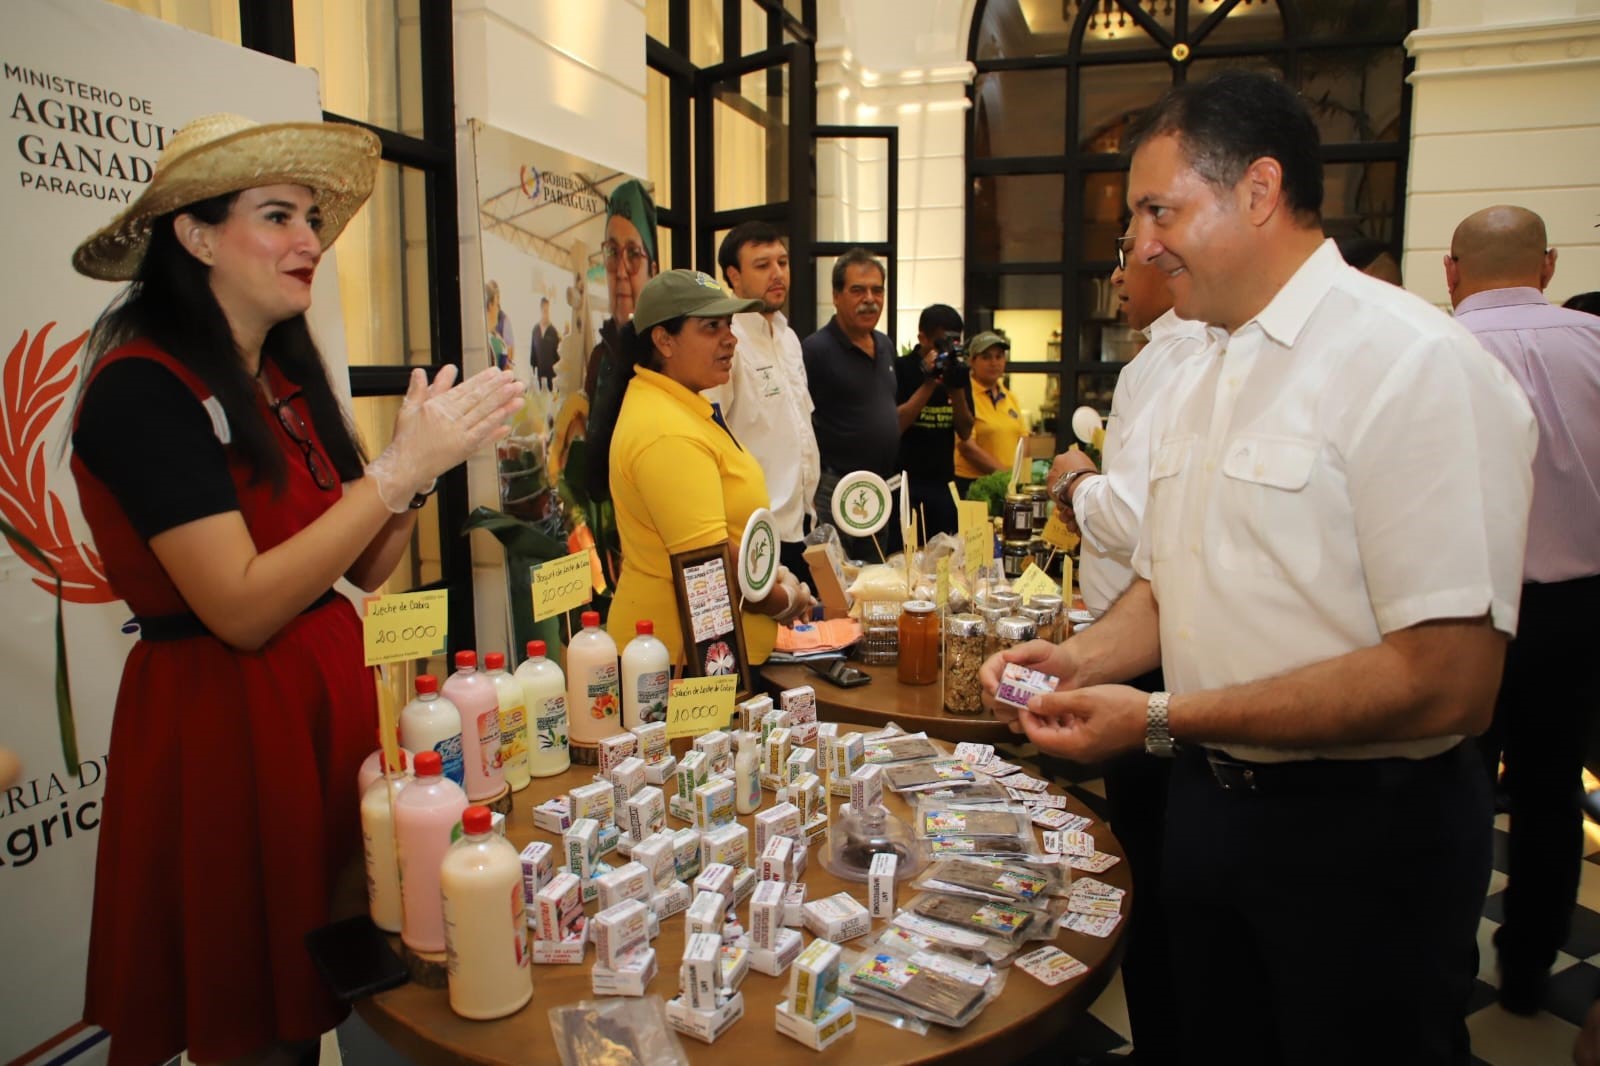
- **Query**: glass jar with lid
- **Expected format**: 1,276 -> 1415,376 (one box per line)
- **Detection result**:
1002,494 -> 1034,542
1001,540 -> 1032,580
897,600 -> 939,686
860,600 -> 901,666
944,613 -> 987,715
992,615 -> 1038,654
1028,593 -> 1064,643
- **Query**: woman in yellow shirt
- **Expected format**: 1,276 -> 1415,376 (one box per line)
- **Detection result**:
954,331 -> 1026,495
593,270 -> 814,668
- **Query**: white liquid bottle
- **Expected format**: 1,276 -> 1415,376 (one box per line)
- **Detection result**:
441,805 -> 533,1019
515,640 -> 570,777
735,730 -> 762,814
358,727 -> 413,797
399,674 -> 465,788
395,750 -> 469,955
483,652 -> 531,793
620,619 -> 671,729
565,611 -> 622,763
442,651 -> 506,803
360,750 -> 411,933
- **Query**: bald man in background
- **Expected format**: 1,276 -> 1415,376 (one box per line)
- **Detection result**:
1448,205 -> 1600,1015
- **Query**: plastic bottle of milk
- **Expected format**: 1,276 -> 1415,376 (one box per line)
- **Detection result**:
395,750 -> 468,954
483,652 -> 531,793
565,611 -> 622,761
515,640 -> 570,778
442,651 -> 506,802
358,727 -> 413,797
620,619 -> 671,729
441,805 -> 533,1019
735,731 -> 762,815
399,675 -> 464,787
360,750 -> 411,933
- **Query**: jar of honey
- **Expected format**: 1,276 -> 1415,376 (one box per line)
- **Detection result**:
897,600 -> 939,685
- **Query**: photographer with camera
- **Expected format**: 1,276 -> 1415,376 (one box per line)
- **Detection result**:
894,304 -> 974,539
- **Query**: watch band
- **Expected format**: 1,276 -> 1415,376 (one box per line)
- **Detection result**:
1049,468 -> 1093,508
1145,691 -> 1175,758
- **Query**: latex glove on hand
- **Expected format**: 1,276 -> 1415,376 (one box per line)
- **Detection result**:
756,566 -> 817,627
366,366 -> 525,512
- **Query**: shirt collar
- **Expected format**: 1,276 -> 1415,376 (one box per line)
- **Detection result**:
826,315 -> 883,358
1245,238 -> 1348,348
631,364 -> 714,419
1146,308 -> 1205,344
1454,287 -> 1549,317
735,308 -> 788,337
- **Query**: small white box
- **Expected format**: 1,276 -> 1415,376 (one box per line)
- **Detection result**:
530,929 -> 586,965
785,747 -> 818,783
681,931 -> 722,1010
596,861 -> 653,911
762,728 -> 793,790
672,827 -> 703,882
730,866 -> 757,911
674,750 -> 709,803
665,990 -> 745,1044
720,940 -> 749,991
644,753 -> 678,786
610,756 -> 648,812
775,996 -> 855,1050
694,730 -> 733,775
778,685 -> 817,724
624,785 -> 667,844
564,818 -> 600,880
519,841 -> 554,907
759,835 -> 793,883
686,890 -> 726,939
578,860 -> 613,903
759,708 -> 792,745
533,795 -> 573,832
631,722 -> 671,766
783,883 -> 808,926
849,763 -> 883,813
631,831 -> 676,887
789,938 -> 843,1020
592,899 -> 650,968
746,926 -> 803,976
829,734 -> 865,797
783,772 -> 825,824
734,695 -> 772,734
790,721 -> 819,749
754,802 -> 802,855
652,880 -> 691,919
598,732 -> 640,775
700,823 -> 749,872
868,852 -> 897,918
596,823 -> 622,857
569,782 -> 615,827
802,812 -> 830,845
802,892 -> 872,942
694,778 -> 736,832
749,879 -> 786,950
693,862 -> 736,911
668,793 -> 696,824
534,871 -> 583,941
591,946 -> 657,997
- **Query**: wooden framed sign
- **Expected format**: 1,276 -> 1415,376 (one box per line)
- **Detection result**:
669,542 -> 753,700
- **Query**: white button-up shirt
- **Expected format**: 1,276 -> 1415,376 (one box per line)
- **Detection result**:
704,310 -> 820,542
1076,309 -> 1209,616
1132,240 -> 1536,762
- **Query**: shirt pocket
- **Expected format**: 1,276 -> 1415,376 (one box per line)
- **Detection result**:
1216,435 -> 1322,580
1145,434 -> 1193,565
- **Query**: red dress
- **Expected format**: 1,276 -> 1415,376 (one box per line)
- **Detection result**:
72,342 -> 376,1065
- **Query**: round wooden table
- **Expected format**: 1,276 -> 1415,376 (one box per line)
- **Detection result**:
760,662 -> 1019,743
356,732 -> 1128,1065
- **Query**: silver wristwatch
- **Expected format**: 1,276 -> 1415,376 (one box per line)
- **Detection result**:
1145,691 -> 1175,757
1049,468 -> 1093,508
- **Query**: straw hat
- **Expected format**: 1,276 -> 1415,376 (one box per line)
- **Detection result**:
72,112 -> 381,281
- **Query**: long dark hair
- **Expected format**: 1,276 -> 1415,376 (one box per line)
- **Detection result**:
78,191 -> 365,489
583,314 -> 687,503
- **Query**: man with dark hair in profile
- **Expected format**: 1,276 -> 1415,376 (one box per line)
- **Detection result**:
803,247 -> 901,560
705,221 -> 820,588
893,303 -> 974,538
1446,204 -> 1600,1015
983,69 -> 1535,1064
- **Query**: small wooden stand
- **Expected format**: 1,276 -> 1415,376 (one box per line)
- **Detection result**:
401,944 -> 448,989
481,783 -> 514,816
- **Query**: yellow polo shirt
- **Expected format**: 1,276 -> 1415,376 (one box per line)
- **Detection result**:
607,366 -> 777,667
955,383 -> 1026,479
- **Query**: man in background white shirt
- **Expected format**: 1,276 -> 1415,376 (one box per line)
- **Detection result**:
706,222 -> 821,588
984,70 -> 1535,1064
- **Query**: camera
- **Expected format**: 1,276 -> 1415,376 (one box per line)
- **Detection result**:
930,335 -> 969,390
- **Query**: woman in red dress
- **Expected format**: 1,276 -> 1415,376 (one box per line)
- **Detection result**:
68,113 -> 524,1066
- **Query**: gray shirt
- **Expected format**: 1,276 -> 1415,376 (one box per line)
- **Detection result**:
802,316 -> 900,477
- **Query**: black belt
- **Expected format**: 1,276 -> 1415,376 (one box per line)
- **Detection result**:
1188,743 -> 1461,797
136,589 -> 340,642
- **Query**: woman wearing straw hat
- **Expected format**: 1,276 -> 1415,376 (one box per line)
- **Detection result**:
68,114 -> 523,1065
588,270 -> 816,671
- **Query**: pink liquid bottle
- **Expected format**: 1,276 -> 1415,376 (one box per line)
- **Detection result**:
395,749 -> 469,955
442,651 -> 506,803
358,726 -> 413,797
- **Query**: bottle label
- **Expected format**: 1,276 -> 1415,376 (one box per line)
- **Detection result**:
477,710 -> 502,774
534,696 -> 568,753
434,734 -> 465,785
511,880 -> 528,967
499,705 -> 527,767
635,669 -> 670,723
586,663 -> 620,720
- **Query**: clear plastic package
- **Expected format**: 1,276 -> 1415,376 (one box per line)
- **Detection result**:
549,996 -> 689,1066
842,933 -> 1006,1028
862,731 -> 941,765
882,758 -> 977,793
914,856 -> 1070,904
901,889 -> 1051,947
914,801 -> 1033,840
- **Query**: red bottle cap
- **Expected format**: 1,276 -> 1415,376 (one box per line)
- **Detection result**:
527,640 -> 546,658
414,750 -> 442,777
415,674 -> 439,695
484,652 -> 506,670
581,610 -> 600,628
455,650 -> 477,669
636,620 -> 654,636
462,806 -> 493,836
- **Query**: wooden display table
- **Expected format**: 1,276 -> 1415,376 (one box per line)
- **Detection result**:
760,662 -> 1018,743
356,735 -> 1128,1065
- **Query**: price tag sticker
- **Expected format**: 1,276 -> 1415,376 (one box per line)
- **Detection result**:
1012,564 -> 1060,600
362,590 -> 448,666
531,550 -> 593,621
935,556 -> 951,609
665,675 -> 738,741
957,500 -> 991,576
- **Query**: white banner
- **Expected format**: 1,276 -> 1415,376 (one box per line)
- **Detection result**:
0,2 -> 351,1060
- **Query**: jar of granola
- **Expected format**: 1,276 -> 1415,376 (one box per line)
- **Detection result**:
944,614 -> 987,715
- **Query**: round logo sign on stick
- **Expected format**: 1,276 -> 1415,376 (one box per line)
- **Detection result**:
1071,405 -> 1104,445
831,471 -> 892,538
739,508 -> 779,601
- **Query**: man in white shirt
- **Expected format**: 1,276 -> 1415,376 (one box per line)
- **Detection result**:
706,222 -> 821,587
984,70 -> 1536,1064
1040,224 -> 1206,1066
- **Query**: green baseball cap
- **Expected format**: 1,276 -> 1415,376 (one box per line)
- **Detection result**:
633,269 -> 763,331
967,330 -> 1010,355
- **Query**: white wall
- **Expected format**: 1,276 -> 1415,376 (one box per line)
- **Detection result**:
1403,2 -> 1600,305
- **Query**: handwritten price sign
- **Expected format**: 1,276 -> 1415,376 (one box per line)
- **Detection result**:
531,550 -> 593,621
935,556 -> 951,609
664,675 -> 737,741
363,590 -> 448,666
957,500 -> 991,577
1012,564 -> 1060,600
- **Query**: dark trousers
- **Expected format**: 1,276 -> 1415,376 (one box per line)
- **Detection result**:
1101,670 -> 1177,1065
1478,573 -> 1600,979
1164,742 -> 1491,1066
779,539 -> 814,600
907,477 -> 958,540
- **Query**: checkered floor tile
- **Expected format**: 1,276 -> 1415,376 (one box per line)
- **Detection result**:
1009,743 -> 1600,1065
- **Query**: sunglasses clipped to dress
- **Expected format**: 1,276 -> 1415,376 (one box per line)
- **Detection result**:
272,394 -> 335,491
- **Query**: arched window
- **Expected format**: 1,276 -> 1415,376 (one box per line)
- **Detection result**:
965,0 -> 1414,433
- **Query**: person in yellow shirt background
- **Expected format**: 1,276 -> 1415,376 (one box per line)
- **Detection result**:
591,269 -> 816,669
954,331 -> 1026,496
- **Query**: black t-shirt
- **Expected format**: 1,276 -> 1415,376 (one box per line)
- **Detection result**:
72,359 -> 239,539
802,317 -> 900,477
893,351 -> 954,482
